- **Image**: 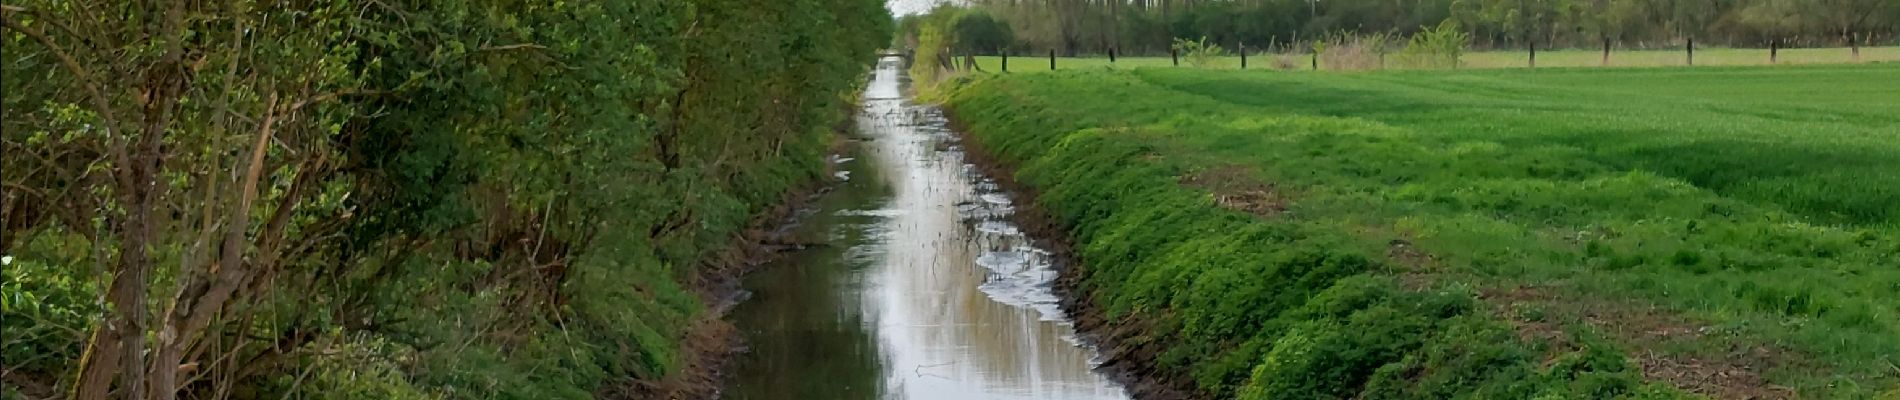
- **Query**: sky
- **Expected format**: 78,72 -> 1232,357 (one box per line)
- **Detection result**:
888,0 -> 950,16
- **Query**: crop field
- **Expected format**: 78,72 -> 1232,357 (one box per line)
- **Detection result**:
939,64 -> 1900,398
963,46 -> 1900,72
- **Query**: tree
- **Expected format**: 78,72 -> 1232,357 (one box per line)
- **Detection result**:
954,11 -> 1017,55
1809,0 -> 1898,60
2,0 -> 891,398
1733,0 -> 1807,49
1568,0 -> 1649,64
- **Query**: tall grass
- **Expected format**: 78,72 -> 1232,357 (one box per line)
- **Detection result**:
940,64 -> 1900,398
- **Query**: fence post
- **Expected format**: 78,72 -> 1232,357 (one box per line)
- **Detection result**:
1109,48 -> 1117,63
1529,40 -> 1537,68
1850,33 -> 1860,62
1240,42 -> 1247,69
1686,37 -> 1694,66
1002,49 -> 1008,72
1049,49 -> 1056,70
1770,39 -> 1778,64
1601,38 -> 1612,67
1171,48 -> 1179,66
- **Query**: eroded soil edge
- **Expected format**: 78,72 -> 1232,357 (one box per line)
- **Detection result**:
942,109 -> 1195,400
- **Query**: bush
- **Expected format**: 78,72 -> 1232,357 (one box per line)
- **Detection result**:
1172,36 -> 1229,68
1316,33 -> 1395,70
1398,21 -> 1470,68
0,231 -> 100,376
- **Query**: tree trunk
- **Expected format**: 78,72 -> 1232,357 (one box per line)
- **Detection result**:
72,328 -> 122,399
939,47 -> 955,72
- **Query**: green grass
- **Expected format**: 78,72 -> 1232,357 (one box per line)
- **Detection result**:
965,46 -> 1900,72
1464,46 -> 1900,68
938,64 -> 1900,398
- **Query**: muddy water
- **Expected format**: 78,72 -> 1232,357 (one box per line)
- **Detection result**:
724,59 -> 1129,400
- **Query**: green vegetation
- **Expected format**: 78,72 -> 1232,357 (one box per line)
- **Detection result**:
938,64 -> 1900,398
1,1 -> 887,399
1172,37 -> 1230,68
1396,21 -> 1471,69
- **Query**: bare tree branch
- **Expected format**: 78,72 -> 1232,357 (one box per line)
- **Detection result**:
282,89 -> 388,114
478,43 -> 548,51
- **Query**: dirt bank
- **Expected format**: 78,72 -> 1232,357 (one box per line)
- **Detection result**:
614,139 -> 851,400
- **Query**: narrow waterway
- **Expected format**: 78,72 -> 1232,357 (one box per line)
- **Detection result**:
725,59 -> 1130,400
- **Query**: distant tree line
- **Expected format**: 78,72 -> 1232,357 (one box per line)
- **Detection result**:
901,0 -> 1900,56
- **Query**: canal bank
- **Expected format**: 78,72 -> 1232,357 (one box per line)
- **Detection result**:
939,110 -> 1200,400
722,58 -> 1132,399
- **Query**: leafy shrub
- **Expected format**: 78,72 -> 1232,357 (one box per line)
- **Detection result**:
1316,33 -> 1395,70
0,231 -> 100,375
0,0 -> 889,397
1398,20 -> 1470,68
1172,36 -> 1229,68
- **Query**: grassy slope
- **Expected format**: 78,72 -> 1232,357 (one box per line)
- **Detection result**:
967,46 -> 1900,71
938,64 -> 1900,398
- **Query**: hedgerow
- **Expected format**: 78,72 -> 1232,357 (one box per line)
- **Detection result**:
1,0 -> 888,397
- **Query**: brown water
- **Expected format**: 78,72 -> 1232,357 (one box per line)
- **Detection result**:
724,59 -> 1129,400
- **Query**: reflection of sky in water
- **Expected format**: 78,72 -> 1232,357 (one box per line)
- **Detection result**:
856,58 -> 1127,400
728,57 -> 1127,400
888,0 -> 957,16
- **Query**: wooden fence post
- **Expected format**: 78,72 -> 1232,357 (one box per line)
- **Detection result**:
1240,42 -> 1247,69
1850,33 -> 1860,62
1109,48 -> 1117,63
1171,48 -> 1179,66
1686,37 -> 1694,66
1529,40 -> 1537,68
1049,49 -> 1056,70
1770,39 -> 1779,64
1002,50 -> 1008,72
1601,38 -> 1612,66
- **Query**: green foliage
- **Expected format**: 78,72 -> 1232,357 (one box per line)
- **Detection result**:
952,12 -> 1016,55
1,0 -> 888,397
282,334 -> 444,400
940,64 -> 1900,398
0,231 -> 99,375
1171,37 -> 1229,68
1400,20 -> 1472,68
905,5 -> 976,90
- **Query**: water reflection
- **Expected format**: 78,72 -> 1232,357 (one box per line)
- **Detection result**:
726,58 -> 1128,400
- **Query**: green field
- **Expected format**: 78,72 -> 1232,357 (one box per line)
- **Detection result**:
938,64 -> 1900,398
964,46 -> 1900,72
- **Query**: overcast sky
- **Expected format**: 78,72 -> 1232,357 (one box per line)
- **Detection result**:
888,0 -> 950,16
